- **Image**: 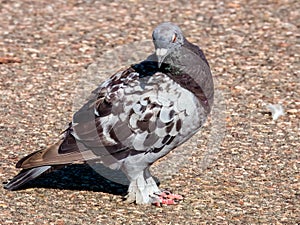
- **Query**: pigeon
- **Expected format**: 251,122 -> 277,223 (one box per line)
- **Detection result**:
4,22 -> 214,205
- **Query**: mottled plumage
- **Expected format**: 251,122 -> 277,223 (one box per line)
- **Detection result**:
4,22 -> 214,205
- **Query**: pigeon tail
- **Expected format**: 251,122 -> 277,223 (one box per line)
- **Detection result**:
4,166 -> 52,191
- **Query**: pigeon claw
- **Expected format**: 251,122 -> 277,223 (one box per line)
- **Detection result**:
152,191 -> 184,206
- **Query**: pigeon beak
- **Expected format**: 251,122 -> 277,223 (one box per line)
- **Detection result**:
156,48 -> 168,68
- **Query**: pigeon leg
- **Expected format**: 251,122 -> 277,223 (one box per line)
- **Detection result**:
152,190 -> 184,206
123,166 -> 161,204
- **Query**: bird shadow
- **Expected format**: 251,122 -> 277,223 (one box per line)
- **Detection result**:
14,163 -> 130,196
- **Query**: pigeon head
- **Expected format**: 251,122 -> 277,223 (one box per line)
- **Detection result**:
152,22 -> 184,68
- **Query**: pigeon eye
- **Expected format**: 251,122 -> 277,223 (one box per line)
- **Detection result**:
171,33 -> 177,43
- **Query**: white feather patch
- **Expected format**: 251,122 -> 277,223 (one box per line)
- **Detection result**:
177,91 -> 197,115
129,114 -> 139,129
266,104 -> 284,120
155,127 -> 167,137
159,106 -> 174,123
132,132 -> 148,150
132,103 -> 142,115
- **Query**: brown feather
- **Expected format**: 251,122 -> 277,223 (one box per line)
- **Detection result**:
16,139 -> 99,169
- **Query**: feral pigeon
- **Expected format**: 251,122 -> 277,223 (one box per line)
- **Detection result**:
4,22 -> 214,205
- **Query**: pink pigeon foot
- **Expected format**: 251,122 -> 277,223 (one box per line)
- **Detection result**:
153,190 -> 184,206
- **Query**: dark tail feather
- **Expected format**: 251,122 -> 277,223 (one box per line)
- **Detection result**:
4,166 -> 52,191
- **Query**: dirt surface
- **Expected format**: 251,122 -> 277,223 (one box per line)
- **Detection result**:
0,0 -> 299,224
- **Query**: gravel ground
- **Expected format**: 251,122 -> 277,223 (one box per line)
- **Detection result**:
0,0 -> 299,224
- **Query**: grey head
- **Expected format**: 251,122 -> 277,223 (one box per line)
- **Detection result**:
152,22 -> 185,68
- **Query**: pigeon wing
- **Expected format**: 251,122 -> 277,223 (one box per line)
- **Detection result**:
16,65 -> 189,170
71,65 -> 190,160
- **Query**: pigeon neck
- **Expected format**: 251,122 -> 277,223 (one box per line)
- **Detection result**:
183,38 -> 210,67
